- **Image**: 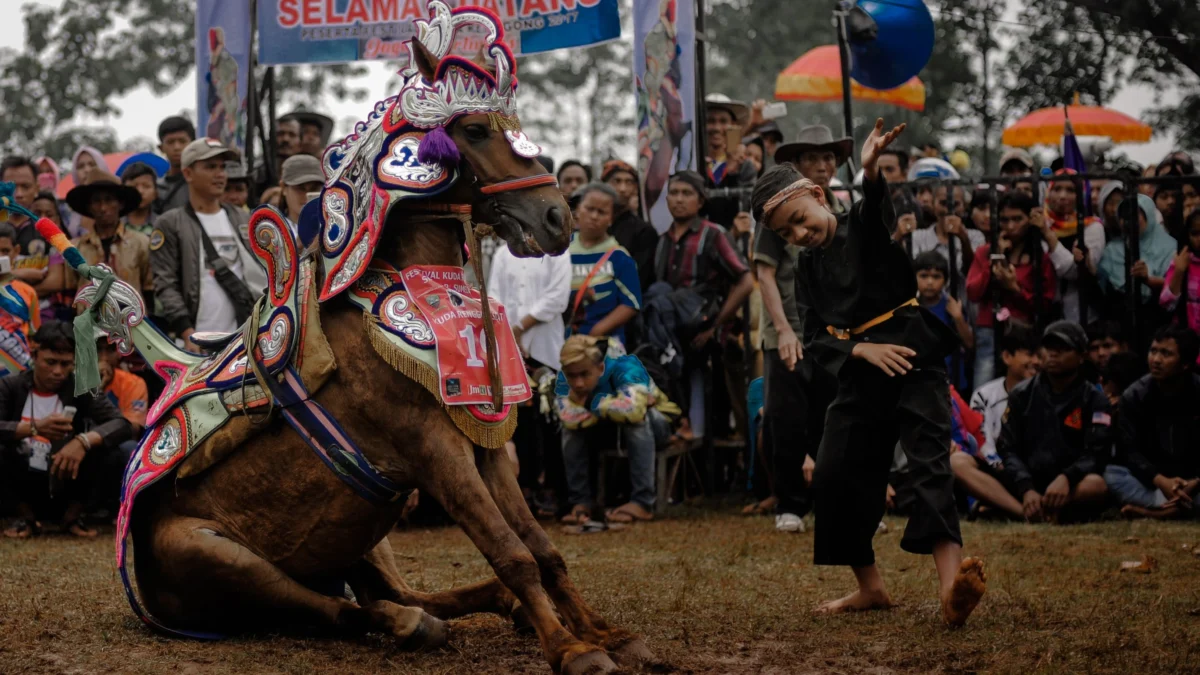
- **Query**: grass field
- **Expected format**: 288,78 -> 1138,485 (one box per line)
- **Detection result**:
1,509 -> 1199,674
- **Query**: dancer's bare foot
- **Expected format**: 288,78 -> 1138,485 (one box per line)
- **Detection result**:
814,588 -> 893,615
1120,503 -> 1180,520
941,557 -> 987,627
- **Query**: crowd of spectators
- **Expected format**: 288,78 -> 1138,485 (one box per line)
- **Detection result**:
1,98 -> 1197,539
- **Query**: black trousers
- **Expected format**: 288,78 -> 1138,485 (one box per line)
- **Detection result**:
1,448 -> 99,519
763,349 -> 836,516
812,362 -> 962,567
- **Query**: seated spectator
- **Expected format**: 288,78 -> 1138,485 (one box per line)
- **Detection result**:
951,321 -> 1110,521
652,170 -> 753,438
1104,327 -> 1200,519
557,160 -> 591,201
909,185 -> 985,287
566,183 -> 642,348
277,155 -> 324,228
120,162 -> 160,236
1101,351 -> 1144,407
968,321 -> 1038,468
966,191 -> 1058,386
1098,195 -> 1177,346
0,223 -> 41,377
1085,319 -> 1128,375
152,138 -> 266,349
1,322 -> 132,539
556,335 -> 676,526
914,251 -> 972,391
602,160 -> 658,294
98,341 -> 148,435
65,171 -> 155,308
1160,210 -> 1200,356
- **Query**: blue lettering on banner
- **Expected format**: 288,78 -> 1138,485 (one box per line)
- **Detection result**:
258,0 -> 621,67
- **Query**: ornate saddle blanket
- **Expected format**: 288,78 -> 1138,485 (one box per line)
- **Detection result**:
348,261 -> 530,448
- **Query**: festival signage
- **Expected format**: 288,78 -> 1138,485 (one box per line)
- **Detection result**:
257,0 -> 621,66
195,0 -> 252,158
633,0 -> 697,233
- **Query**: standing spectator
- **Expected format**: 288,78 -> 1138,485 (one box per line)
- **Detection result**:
1,157 -> 52,291
999,149 -> 1036,198
223,163 -> 252,213
774,125 -> 853,215
749,164 -> 834,533
968,190 -> 994,237
1098,195 -> 1177,347
557,160 -> 591,201
151,138 -> 265,349
653,170 -> 753,438
1160,209 -> 1200,352
0,223 -> 41,378
703,94 -> 757,229
966,191 -> 1057,386
1096,182 -> 1125,242
0,322 -> 132,539
602,160 -> 658,295
488,235 -> 572,520
1182,177 -> 1199,219
565,183 -> 642,347
156,116 -> 198,214
914,251 -> 973,391
876,148 -> 909,184
255,116 -> 302,196
967,322 -> 1038,470
277,155 -> 325,227
1103,327 -> 1200,519
908,185 -> 985,288
1043,170 -> 1106,323
284,109 -> 334,157
26,191 -> 75,324
556,335 -> 674,526
120,162 -> 159,236
64,171 -> 155,308
70,147 -> 108,189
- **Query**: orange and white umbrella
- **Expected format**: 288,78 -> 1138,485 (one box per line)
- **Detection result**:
775,45 -> 925,112
1002,102 -> 1152,147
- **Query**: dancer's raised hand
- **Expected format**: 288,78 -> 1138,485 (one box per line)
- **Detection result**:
861,118 -> 906,182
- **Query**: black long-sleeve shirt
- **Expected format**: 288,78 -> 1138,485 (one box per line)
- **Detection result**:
610,209 -> 659,295
996,372 -> 1112,495
793,174 -> 959,377
1115,373 -> 1200,484
0,371 -> 132,455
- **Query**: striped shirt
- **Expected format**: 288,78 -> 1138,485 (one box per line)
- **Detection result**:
567,235 -> 642,345
654,218 -> 748,302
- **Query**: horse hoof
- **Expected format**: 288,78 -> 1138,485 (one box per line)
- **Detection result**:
399,611 -> 449,651
562,648 -> 619,675
611,637 -> 656,666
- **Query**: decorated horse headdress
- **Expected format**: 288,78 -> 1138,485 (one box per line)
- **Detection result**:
311,0 -> 544,301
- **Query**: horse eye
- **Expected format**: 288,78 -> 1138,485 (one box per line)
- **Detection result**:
463,124 -> 489,142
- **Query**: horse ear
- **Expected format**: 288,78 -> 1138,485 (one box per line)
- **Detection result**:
410,38 -> 439,81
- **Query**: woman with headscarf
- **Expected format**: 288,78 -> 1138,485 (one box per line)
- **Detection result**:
67,147 -> 111,237
1099,194 -> 1178,345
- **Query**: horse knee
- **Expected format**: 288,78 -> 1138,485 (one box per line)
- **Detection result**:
490,546 -> 542,591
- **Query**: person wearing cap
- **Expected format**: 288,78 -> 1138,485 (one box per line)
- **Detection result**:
758,120 -> 985,626
151,138 -> 266,351
64,171 -> 155,308
277,154 -> 324,227
774,125 -> 853,215
284,110 -> 335,158
998,148 -> 1036,197
984,320 -> 1111,522
222,162 -> 251,212
703,93 -> 758,230
601,159 -> 657,296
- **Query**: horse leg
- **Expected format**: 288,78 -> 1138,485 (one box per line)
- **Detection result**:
347,538 -> 531,628
420,443 -> 617,675
475,447 -> 656,666
143,514 -> 446,649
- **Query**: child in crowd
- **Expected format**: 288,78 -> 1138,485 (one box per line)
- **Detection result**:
966,321 -> 1039,469
0,223 -> 41,377
1160,210 -> 1200,360
914,251 -> 972,391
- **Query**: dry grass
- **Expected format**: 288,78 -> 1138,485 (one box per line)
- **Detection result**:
1,509 -> 1199,674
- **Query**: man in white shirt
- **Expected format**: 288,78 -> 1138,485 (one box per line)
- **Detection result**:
487,243 -> 572,515
150,138 -> 267,350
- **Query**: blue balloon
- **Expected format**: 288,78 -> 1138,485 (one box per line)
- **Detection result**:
115,152 -> 170,179
849,0 -> 935,91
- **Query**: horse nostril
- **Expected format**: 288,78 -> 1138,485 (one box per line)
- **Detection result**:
545,205 -> 564,232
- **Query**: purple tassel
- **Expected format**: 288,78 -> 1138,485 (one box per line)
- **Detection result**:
417,125 -> 460,166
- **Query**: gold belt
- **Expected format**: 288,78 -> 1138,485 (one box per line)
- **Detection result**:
826,298 -> 918,341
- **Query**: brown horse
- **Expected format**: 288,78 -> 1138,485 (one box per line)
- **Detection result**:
126,45 -> 652,675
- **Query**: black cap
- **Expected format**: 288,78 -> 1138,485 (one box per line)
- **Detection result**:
1042,320 -> 1088,352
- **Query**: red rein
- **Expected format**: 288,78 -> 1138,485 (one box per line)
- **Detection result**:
478,173 -> 558,195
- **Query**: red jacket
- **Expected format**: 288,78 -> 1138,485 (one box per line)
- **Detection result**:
966,244 -> 1057,328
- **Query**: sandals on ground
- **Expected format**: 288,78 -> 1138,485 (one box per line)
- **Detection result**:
67,518 -> 98,538
3,519 -> 41,539
560,504 -> 591,526
606,503 -> 654,524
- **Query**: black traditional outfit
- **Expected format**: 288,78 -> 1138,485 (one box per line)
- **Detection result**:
794,174 -> 962,567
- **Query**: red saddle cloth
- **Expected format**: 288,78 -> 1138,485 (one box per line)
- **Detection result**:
401,265 -> 531,406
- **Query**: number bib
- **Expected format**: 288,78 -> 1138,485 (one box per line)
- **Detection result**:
401,265 -> 531,406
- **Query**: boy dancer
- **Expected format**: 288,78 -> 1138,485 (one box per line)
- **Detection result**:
754,119 -> 985,626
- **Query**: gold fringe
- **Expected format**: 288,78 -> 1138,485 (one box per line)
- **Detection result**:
364,314 -> 516,448
487,111 -> 522,133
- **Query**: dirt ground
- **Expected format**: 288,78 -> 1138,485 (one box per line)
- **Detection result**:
1,509 -> 1199,674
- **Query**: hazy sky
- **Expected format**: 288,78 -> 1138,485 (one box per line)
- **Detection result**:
1,0 -> 1180,167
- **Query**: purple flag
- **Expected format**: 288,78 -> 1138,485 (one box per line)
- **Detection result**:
1062,111 -> 1090,214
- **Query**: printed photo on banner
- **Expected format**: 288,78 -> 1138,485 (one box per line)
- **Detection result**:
196,0 -> 252,158
634,0 -> 696,233
258,0 -> 621,67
